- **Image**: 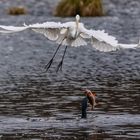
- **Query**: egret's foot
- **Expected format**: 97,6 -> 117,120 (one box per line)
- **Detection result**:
56,61 -> 63,72
44,58 -> 53,72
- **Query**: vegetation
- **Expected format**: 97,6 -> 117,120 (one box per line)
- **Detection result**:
7,7 -> 27,15
54,0 -> 104,17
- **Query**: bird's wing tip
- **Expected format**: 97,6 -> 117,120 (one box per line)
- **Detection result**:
138,38 -> 140,46
135,38 -> 140,48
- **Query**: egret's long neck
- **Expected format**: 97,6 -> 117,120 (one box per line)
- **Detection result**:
76,19 -> 79,29
74,20 -> 79,38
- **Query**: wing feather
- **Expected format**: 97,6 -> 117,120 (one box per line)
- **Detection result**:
80,25 -> 139,51
32,28 -> 59,40
71,36 -> 87,47
82,29 -> 119,52
91,37 -> 118,52
0,22 -> 67,41
118,43 -> 138,49
27,22 -> 66,41
56,34 -> 67,45
0,25 -> 28,33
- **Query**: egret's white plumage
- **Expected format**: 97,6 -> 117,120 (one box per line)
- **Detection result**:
0,15 -> 139,71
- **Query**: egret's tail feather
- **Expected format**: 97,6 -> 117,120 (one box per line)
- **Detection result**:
0,25 -> 28,33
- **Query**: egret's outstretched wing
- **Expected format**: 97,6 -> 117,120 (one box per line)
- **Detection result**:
86,29 -> 119,52
78,25 -> 119,52
118,43 -> 138,49
0,22 -> 68,41
27,22 -> 66,41
118,39 -> 140,49
81,28 -> 139,52
0,25 -> 28,33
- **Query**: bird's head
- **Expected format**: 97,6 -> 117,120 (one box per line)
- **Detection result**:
84,89 -> 96,97
75,14 -> 80,22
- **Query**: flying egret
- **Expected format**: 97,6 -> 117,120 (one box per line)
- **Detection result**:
0,15 -> 139,72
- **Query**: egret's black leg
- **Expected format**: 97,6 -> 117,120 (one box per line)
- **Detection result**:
56,45 -> 68,72
44,43 -> 62,72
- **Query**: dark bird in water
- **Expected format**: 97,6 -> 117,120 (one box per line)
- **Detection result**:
81,89 -> 97,118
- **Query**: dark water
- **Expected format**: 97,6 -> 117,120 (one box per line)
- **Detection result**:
0,15 -> 140,139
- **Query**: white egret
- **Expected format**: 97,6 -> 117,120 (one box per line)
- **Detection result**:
0,15 -> 139,72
